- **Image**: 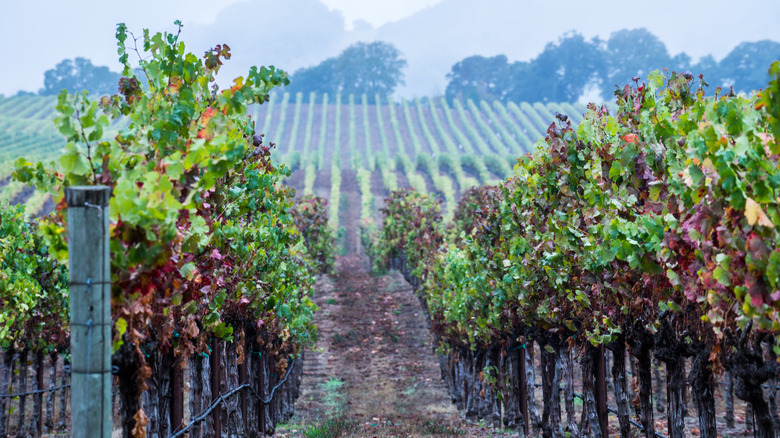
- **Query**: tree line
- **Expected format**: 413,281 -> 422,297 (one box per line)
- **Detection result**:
446,28 -> 780,103
16,28 -> 780,104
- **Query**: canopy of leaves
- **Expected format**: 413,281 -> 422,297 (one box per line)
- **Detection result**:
13,22 -> 325,364
289,41 -> 407,100
0,204 -> 68,352
375,62 -> 780,363
445,28 -> 780,103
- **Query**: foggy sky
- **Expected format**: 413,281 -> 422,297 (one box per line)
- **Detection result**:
2,0 -> 779,98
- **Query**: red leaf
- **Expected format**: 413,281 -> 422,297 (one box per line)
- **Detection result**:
621,133 -> 638,143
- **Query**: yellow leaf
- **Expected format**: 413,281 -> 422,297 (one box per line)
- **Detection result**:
682,168 -> 694,187
745,197 -> 775,228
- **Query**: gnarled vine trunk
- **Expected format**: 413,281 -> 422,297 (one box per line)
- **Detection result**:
525,340 -> 542,432
562,345 -> 577,437
727,329 -> 775,438
688,343 -> 717,438
654,320 -> 686,438
540,341 -> 555,438
580,344 -> 602,438
724,371 -> 735,428
15,349 -> 28,437
608,336 -> 631,438
629,322 -> 655,438
114,342 -> 142,438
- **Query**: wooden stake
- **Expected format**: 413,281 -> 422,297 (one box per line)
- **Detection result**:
66,186 -> 112,438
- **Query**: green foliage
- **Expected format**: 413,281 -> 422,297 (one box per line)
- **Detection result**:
302,417 -> 355,438
445,28 -> 780,102
0,204 -> 69,352
316,93 -> 329,170
282,92 -> 304,164
373,189 -> 444,278
293,195 -> 335,274
374,64 -> 780,361
361,94 -> 376,171
356,167 -> 373,222
348,94 -> 360,169
289,41 -> 407,98
329,163 -> 341,231
12,22 -> 320,364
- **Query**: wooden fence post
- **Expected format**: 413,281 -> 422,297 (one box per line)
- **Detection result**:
66,186 -> 112,438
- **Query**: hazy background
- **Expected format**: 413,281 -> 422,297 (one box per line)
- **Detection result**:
2,0 -> 779,98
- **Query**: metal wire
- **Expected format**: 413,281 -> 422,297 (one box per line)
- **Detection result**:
168,358 -> 296,438
0,383 -> 72,399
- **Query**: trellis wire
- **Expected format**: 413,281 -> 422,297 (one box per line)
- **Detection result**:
168,358 -> 296,438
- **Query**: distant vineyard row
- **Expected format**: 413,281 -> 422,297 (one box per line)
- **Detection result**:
0,93 -> 600,216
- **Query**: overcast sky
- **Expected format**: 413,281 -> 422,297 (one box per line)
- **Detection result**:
1,0 -> 778,97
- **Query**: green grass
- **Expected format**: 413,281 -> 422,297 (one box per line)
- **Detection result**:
319,377 -> 347,414
302,416 -> 356,438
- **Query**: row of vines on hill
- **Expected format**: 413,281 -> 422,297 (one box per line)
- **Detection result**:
369,66 -> 780,438
3,22 -> 333,437
2,83 -> 575,215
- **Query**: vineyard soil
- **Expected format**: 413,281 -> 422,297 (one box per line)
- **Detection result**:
277,177 -> 512,437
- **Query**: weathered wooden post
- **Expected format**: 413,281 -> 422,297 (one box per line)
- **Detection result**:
66,186 -> 111,438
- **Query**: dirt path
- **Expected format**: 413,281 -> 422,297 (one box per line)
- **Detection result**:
279,175 -> 505,437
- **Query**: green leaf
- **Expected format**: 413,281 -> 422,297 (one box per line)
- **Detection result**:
608,161 -> 623,180
59,142 -> 91,176
180,262 -> 197,280
687,164 -> 704,185
767,251 -> 780,289
116,317 -> 128,336
649,185 -> 661,202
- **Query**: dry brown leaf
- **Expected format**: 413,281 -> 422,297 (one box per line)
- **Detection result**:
132,408 -> 149,438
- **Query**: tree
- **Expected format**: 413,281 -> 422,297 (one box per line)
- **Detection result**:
445,55 -> 512,102
602,28 -> 670,99
444,32 -> 604,103
289,41 -> 407,99
717,40 -> 780,93
39,57 -> 121,96
514,32 -> 605,102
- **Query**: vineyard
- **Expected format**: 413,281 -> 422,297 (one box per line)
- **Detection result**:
0,89 -> 603,222
0,24 -> 334,437
368,67 -> 780,438
1,19 -> 779,438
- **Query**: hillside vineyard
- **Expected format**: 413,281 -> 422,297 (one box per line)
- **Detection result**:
0,92 -> 599,218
